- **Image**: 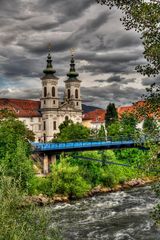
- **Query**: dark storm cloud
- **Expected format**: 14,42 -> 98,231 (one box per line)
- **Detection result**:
78,49 -> 144,75
20,40 -> 75,55
82,85 -> 144,106
36,0 -> 94,23
141,76 -> 160,86
0,0 -> 147,106
0,57 -> 40,78
0,88 -> 41,99
95,75 -> 136,84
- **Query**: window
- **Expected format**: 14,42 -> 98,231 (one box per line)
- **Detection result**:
53,100 -> 55,104
53,121 -> 56,130
75,89 -> 78,99
76,102 -> 79,106
43,121 -> 46,131
43,134 -> 46,142
30,117 -> 33,122
65,116 -> 69,121
44,87 -> 47,97
68,89 -> 71,99
52,86 -> 55,97
44,100 -> 46,104
39,125 -> 41,131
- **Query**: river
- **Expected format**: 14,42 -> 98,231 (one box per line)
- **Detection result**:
51,185 -> 160,240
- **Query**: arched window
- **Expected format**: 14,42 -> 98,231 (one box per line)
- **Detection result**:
44,87 -> 47,97
75,89 -> 78,99
43,121 -> 46,131
65,116 -> 69,121
53,121 -> 56,130
52,86 -> 55,97
68,89 -> 71,99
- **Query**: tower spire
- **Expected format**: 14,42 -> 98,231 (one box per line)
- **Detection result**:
43,43 -> 56,75
66,48 -> 79,80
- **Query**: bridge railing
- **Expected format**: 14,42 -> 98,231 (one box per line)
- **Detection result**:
31,134 -> 159,152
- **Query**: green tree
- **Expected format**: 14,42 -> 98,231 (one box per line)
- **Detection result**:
97,0 -> 160,76
58,119 -> 73,132
107,121 -> 121,140
56,122 -> 90,142
97,125 -> 106,140
0,117 -> 35,190
105,103 -> 118,128
143,116 -> 158,135
49,158 -> 91,198
120,112 -> 139,138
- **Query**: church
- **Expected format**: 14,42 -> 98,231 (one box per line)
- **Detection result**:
0,50 -> 82,142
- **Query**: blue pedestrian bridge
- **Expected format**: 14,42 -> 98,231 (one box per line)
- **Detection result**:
31,136 -> 159,153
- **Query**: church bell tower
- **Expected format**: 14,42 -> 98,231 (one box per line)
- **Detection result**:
40,47 -> 59,141
64,50 -> 82,111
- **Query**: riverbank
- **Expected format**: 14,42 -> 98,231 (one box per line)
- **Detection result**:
26,176 -> 160,205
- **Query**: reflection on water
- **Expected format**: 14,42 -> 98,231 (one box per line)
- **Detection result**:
51,185 -> 160,240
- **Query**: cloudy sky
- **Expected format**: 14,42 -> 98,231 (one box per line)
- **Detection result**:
0,0 -> 159,108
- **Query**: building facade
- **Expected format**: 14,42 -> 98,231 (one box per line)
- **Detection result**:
0,50 -> 82,142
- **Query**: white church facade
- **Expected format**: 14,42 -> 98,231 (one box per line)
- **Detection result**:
0,50 -> 82,142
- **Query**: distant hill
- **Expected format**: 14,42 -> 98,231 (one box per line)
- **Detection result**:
82,104 -> 103,113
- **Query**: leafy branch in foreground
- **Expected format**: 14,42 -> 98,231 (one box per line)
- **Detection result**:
97,0 -> 160,76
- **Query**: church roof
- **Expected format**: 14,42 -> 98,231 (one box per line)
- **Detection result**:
0,98 -> 41,117
65,54 -> 81,82
41,49 -> 58,80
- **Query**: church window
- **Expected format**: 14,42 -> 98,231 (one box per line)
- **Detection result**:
44,87 -> 47,97
75,89 -> 78,98
53,121 -> 57,130
44,100 -> 46,104
43,133 -> 46,142
65,116 -> 69,121
68,89 -> 71,99
76,102 -> 79,106
43,121 -> 46,131
52,87 -> 55,97
53,100 -> 55,104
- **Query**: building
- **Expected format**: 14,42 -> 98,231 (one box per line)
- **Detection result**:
0,50 -> 82,142
82,109 -> 105,130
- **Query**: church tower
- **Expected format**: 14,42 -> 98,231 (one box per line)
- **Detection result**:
64,52 -> 82,111
40,48 -> 59,141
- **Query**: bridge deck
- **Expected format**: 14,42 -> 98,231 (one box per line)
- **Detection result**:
31,140 -> 142,153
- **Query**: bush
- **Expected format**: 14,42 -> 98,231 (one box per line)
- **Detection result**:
49,158 -> 91,198
100,172 -> 117,188
0,175 -> 62,240
1,140 -> 34,191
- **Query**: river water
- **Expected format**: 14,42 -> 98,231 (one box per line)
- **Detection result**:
51,185 -> 160,240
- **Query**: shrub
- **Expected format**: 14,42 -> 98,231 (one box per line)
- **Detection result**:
49,158 -> 91,198
0,175 -> 62,240
1,140 -> 34,191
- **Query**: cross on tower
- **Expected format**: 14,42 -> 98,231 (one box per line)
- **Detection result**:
70,48 -> 76,57
48,43 -> 52,52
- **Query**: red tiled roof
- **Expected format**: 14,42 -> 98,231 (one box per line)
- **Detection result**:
0,98 -> 41,117
117,105 -> 135,117
83,109 -> 105,122
83,105 -> 136,123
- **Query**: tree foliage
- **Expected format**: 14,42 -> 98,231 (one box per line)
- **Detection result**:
105,103 -> 118,128
56,121 -> 90,142
0,117 -> 35,190
97,0 -> 160,76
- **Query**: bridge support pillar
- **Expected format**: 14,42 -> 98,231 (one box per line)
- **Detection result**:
51,155 -> 56,164
43,154 -> 49,174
